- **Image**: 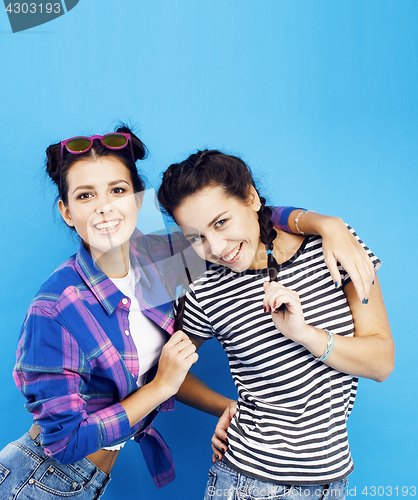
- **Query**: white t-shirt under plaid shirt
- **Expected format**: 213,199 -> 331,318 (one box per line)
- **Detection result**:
181,227 -> 381,485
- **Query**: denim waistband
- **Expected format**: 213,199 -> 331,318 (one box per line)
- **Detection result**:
14,432 -> 110,494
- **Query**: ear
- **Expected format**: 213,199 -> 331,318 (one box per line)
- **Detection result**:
247,185 -> 261,211
58,199 -> 74,227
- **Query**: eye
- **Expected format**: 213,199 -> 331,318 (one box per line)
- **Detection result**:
112,187 -> 126,195
188,234 -> 203,244
77,192 -> 93,200
214,219 -> 227,228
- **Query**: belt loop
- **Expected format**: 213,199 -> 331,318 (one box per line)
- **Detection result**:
28,424 -> 42,446
93,474 -> 111,500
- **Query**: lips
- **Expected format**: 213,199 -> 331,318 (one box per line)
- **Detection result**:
93,219 -> 121,232
221,242 -> 243,263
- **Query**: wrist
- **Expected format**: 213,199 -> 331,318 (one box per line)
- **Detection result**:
148,377 -> 178,402
295,212 -> 344,237
219,398 -> 237,416
300,325 -> 330,358
312,215 -> 345,236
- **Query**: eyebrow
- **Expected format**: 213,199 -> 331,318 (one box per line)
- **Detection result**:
72,179 -> 130,195
208,211 -> 228,227
183,211 -> 228,239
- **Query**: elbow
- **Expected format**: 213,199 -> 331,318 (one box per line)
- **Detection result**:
375,362 -> 394,383
373,350 -> 395,383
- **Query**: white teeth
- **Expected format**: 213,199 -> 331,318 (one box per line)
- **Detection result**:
222,243 -> 242,262
95,221 -> 119,231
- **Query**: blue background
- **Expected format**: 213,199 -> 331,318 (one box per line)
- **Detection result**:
1,1 -> 417,498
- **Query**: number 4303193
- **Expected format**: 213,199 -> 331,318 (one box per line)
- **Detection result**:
5,3 -> 61,14
362,487 -> 416,497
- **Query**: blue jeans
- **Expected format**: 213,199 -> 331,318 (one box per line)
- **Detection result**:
0,432 -> 110,499
204,460 -> 348,500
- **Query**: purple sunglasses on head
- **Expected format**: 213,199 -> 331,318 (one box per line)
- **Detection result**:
60,133 -> 135,164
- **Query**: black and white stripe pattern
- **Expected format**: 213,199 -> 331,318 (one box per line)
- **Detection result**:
182,229 -> 380,485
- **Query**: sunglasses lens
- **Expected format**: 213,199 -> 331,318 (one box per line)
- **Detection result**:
102,134 -> 128,149
66,138 -> 92,153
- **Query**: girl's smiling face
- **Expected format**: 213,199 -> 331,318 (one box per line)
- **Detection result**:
173,184 -> 265,272
58,157 -> 141,261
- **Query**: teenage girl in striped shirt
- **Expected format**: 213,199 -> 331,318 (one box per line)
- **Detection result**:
158,149 -> 394,500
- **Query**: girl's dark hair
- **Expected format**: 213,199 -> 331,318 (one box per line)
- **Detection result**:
45,125 -> 147,206
157,149 -> 280,331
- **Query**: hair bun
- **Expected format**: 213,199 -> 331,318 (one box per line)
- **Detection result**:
45,142 -> 62,184
115,125 -> 148,162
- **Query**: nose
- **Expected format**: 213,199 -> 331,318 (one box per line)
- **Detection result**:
206,234 -> 226,258
95,196 -> 113,216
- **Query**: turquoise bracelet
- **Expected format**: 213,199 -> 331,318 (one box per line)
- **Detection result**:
313,329 -> 334,362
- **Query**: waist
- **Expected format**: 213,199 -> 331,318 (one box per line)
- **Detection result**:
29,424 -> 120,475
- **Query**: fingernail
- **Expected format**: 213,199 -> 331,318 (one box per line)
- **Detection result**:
362,298 -> 369,304
334,282 -> 339,288
372,280 -> 375,285
263,306 -> 266,313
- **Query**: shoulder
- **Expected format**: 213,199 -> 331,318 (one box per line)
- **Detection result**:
30,255 -> 87,312
131,230 -> 168,253
130,229 -> 183,256
188,264 -> 234,296
130,228 -> 191,260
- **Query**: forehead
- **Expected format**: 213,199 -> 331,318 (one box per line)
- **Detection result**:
66,157 -> 131,185
174,185 -> 247,225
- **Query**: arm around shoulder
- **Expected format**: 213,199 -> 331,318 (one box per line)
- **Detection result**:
285,211 -> 376,303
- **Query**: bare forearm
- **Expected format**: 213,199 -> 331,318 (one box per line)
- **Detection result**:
302,279 -> 394,382
288,209 -> 344,236
121,330 -> 199,427
286,210 -> 375,302
176,372 -> 234,418
303,325 -> 395,382
120,379 -> 172,427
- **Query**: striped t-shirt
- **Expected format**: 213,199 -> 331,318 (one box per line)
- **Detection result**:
182,228 -> 380,485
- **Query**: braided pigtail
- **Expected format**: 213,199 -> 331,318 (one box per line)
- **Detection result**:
257,197 -> 280,281
173,250 -> 193,332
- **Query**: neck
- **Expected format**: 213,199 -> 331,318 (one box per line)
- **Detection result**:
250,238 -> 273,269
250,230 -> 304,269
271,230 -> 305,265
90,242 -> 130,278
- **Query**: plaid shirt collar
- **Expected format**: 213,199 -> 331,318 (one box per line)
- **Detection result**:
74,232 -> 175,334
75,243 -> 126,316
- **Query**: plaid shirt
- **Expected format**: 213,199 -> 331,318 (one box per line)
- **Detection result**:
13,207 -> 297,488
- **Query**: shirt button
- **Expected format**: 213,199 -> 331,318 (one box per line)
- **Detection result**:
122,298 -> 128,305
125,330 -> 130,336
